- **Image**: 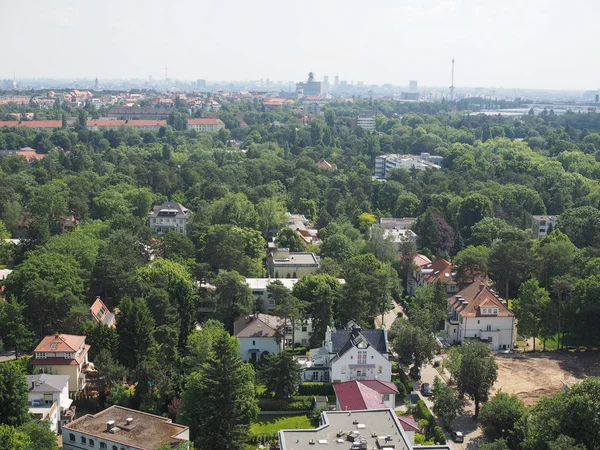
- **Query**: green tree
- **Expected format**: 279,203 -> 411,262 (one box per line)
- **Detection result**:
0,298 -> 33,358
116,296 -> 156,369
457,193 -> 493,239
213,270 -> 254,331
488,238 -> 532,299
450,341 -> 498,417
479,441 -> 509,450
18,420 -> 59,450
523,377 -> 600,450
0,425 -> 31,450
320,233 -> 356,263
257,197 -> 287,238
262,351 -> 302,399
513,279 -> 550,352
275,228 -> 307,252
184,319 -> 226,372
558,206 -> 600,248
0,362 -> 29,426
431,376 -> 466,429
271,286 -> 307,346
479,392 -> 527,443
390,318 -> 437,370
178,330 -> 259,449
454,245 -> 490,284
340,254 -> 397,326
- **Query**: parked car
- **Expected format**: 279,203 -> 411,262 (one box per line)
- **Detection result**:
421,383 -> 433,397
452,431 -> 464,443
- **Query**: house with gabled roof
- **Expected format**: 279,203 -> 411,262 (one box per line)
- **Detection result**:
302,323 -> 392,383
26,374 -> 74,434
408,258 -> 459,295
147,201 -> 190,235
90,297 -> 116,328
445,278 -> 516,351
31,334 -> 91,393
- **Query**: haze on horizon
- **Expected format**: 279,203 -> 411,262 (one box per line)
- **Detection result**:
1,0 -> 598,91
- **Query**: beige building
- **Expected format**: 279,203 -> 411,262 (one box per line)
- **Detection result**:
31,334 -> 91,393
266,248 -> 319,278
62,405 -> 189,450
147,201 -> 190,235
187,118 -> 225,132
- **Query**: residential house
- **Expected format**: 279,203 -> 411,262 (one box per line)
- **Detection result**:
379,217 -> 417,231
62,405 -> 189,450
86,120 -> 127,130
233,313 -> 313,362
266,248 -> 320,278
532,215 -> 559,239
302,325 -> 392,383
0,120 -> 63,131
279,409 -> 451,450
408,258 -> 458,296
187,118 -> 225,132
147,201 -> 190,235
127,120 -> 167,132
90,297 -> 116,328
445,279 -> 516,351
26,374 -> 75,434
31,334 -> 91,393
286,213 -> 320,245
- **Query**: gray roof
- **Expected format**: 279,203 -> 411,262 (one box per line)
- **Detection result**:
148,201 -> 190,220
331,328 -> 389,356
26,374 -> 69,393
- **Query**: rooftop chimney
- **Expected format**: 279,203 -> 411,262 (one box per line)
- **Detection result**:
106,420 -> 115,431
479,282 -> 485,291
125,418 -> 133,425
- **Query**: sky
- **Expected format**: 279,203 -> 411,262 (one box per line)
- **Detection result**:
1,0 -> 599,90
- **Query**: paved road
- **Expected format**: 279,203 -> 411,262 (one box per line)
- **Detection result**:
375,300 -> 406,329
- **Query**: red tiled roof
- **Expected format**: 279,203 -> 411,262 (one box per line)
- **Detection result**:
449,279 -> 514,318
127,120 -> 167,127
18,151 -> 46,161
0,121 -> 20,127
32,344 -> 90,366
35,334 -> 86,353
419,259 -> 455,285
413,254 -> 432,267
19,120 -> 62,129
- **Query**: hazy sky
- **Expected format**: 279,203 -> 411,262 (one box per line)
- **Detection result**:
1,0 -> 599,90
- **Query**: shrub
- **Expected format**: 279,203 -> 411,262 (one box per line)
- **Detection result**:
394,381 -> 407,398
297,383 -> 335,396
258,396 -> 313,412
432,426 -> 446,444
397,369 -> 413,392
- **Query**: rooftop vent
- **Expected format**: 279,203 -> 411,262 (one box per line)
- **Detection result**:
106,420 -> 115,431
125,418 -> 133,425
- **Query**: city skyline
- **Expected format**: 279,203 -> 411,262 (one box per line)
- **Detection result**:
1,0 -> 599,91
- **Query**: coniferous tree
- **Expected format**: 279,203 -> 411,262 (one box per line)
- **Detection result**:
117,297 -> 156,369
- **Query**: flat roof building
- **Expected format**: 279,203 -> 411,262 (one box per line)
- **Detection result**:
62,405 -> 189,450
279,409 -> 451,450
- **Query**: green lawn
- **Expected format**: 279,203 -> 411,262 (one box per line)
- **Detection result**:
250,414 -> 312,436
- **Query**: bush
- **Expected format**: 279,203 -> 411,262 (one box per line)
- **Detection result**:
397,368 -> 413,392
297,382 -> 335,396
432,426 -> 446,444
258,396 -> 313,412
393,381 -> 407,398
414,400 -> 435,434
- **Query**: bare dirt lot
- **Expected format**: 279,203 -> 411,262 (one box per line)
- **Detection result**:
492,352 -> 600,407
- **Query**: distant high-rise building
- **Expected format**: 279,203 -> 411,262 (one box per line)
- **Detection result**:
95,77 -> 98,89
334,75 -> 339,87
323,75 -> 330,93
409,80 -> 418,92
197,79 -> 206,89
296,72 -> 322,97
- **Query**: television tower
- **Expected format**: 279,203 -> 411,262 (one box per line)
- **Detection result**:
165,62 -> 168,83
449,58 -> 455,101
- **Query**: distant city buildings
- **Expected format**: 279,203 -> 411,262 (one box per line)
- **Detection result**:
375,153 -> 443,178
187,117 -> 225,132
296,72 -> 323,98
107,106 -> 173,119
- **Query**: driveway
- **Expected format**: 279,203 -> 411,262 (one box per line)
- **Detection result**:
375,300 -> 406,329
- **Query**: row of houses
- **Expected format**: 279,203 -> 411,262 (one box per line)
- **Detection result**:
0,118 -> 225,133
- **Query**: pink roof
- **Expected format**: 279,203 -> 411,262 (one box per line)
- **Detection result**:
358,380 -> 399,394
413,254 -> 432,267
397,416 -> 419,432
87,120 -> 126,127
334,380 -> 399,411
127,120 -> 167,127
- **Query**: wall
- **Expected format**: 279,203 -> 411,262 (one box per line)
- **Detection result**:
238,336 -> 281,362
330,347 -> 392,383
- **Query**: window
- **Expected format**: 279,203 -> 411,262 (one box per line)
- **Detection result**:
341,365 -> 346,374
311,371 -> 319,381
378,366 -> 382,374
89,440 -> 95,447
477,320 -> 480,324
112,446 -> 117,450
81,437 -> 87,444
69,433 -> 75,442
37,352 -> 47,359
252,340 -> 255,346
302,326 -> 307,332
357,351 -> 367,364
382,394 -> 390,401
486,324 -> 492,331
100,443 -> 107,449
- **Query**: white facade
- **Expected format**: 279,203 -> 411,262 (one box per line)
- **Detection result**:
246,278 -> 300,312
445,312 -> 515,352
238,336 -> 282,363
375,153 -> 443,178
356,117 -> 376,131
27,375 -> 73,434
532,215 -> 559,239
330,345 -> 392,383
